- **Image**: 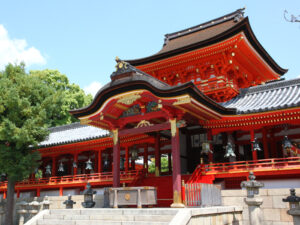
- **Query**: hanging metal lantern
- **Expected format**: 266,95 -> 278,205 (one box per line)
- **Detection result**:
72,161 -> 77,168
252,138 -> 262,151
201,142 -> 213,155
224,142 -> 236,158
45,165 -> 52,176
283,136 -> 292,151
85,158 -> 93,170
131,145 -> 139,161
58,162 -> 64,172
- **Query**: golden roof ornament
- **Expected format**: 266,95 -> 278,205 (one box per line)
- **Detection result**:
115,56 -> 128,71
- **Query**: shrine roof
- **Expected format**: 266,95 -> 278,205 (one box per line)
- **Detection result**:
127,8 -> 286,75
221,78 -> 300,114
39,122 -> 108,147
70,61 -> 235,118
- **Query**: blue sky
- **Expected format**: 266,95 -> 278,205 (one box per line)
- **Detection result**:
1,1 -> 299,96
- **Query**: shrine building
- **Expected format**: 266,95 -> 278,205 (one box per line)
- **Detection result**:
1,8 -> 300,207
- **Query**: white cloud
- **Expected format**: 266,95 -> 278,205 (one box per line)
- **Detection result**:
84,81 -> 103,97
0,24 -> 46,70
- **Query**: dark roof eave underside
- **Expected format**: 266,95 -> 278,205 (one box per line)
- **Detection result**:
70,81 -> 236,118
127,17 -> 287,76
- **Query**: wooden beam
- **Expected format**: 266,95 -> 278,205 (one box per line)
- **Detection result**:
119,122 -> 170,136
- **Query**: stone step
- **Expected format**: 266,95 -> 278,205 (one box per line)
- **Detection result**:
43,213 -> 173,222
37,219 -> 169,225
49,208 -> 178,216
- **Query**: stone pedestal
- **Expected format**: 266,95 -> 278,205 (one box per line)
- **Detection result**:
241,172 -> 264,225
244,197 -> 263,225
287,209 -> 300,225
17,201 -> 28,225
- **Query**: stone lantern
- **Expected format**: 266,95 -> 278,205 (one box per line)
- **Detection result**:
241,172 -> 264,225
16,201 -> 28,225
41,196 -> 51,210
28,197 -> 40,217
82,183 -> 97,208
63,194 -> 76,209
283,188 -> 300,225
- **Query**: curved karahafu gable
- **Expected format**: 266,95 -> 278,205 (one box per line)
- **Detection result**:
70,61 -> 236,125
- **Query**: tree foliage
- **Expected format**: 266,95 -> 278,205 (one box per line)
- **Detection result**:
29,69 -> 93,127
0,64 -> 57,181
148,156 -> 170,173
0,64 -> 92,225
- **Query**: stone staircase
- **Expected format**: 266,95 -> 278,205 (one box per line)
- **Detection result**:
27,208 -> 179,225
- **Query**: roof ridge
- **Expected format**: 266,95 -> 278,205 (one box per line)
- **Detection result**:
164,8 -> 245,44
110,58 -> 170,87
48,122 -> 86,132
241,78 -> 300,95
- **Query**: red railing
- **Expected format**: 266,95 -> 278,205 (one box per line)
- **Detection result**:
188,157 -> 300,183
203,157 -> 300,174
0,170 -> 145,189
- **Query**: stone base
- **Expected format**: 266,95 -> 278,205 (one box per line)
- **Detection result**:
170,202 -> 185,208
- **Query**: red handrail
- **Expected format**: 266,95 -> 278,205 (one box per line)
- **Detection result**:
0,170 -> 145,189
188,157 -> 300,183
202,157 -> 300,174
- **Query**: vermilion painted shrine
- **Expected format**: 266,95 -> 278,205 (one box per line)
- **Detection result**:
2,8 -> 300,207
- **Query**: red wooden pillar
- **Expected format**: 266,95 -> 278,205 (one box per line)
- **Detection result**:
3,191 -> 6,199
98,150 -> 102,173
16,190 -> 20,198
250,130 -> 257,160
36,188 -> 40,197
73,153 -> 78,175
262,128 -> 269,159
52,156 -> 56,176
270,132 -> 277,158
125,146 -> 129,171
59,187 -> 63,196
112,129 -> 120,187
170,118 -> 184,208
155,133 -> 160,176
207,130 -> 213,162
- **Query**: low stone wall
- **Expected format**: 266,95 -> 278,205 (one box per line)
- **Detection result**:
221,188 -> 300,225
188,206 -> 243,225
168,206 -> 243,225
6,194 -> 105,225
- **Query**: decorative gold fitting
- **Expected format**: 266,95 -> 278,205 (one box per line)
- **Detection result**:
170,118 -> 177,137
117,92 -> 142,105
112,129 -> 118,145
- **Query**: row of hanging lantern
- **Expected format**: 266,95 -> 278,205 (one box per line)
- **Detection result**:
45,158 -> 94,176
200,134 -> 293,158
44,146 -> 140,176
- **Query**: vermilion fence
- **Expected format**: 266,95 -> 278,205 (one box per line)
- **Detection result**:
0,170 -> 145,189
183,183 -> 221,207
188,157 -> 300,183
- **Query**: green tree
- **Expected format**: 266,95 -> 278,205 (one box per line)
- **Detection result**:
0,64 -> 65,225
148,156 -> 170,173
29,69 -> 93,126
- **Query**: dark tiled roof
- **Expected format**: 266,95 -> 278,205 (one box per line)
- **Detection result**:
164,8 -> 244,43
127,9 -> 286,76
39,123 -> 109,147
221,78 -> 300,114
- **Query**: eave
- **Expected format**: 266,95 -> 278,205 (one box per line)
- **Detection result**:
127,17 -> 287,76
